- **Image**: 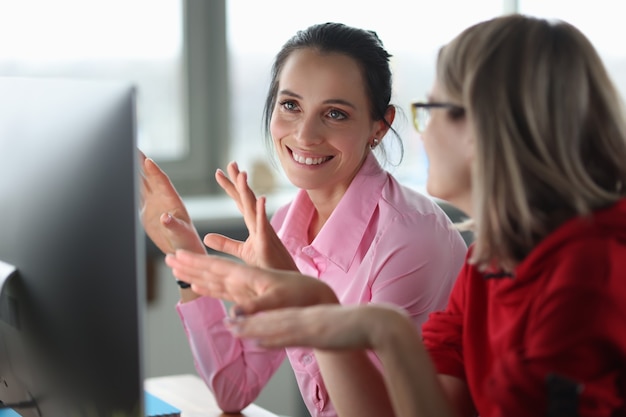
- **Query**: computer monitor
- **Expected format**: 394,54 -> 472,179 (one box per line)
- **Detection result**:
0,77 -> 145,416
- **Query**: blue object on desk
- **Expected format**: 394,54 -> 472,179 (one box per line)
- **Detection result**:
145,391 -> 181,417
0,392 -> 180,417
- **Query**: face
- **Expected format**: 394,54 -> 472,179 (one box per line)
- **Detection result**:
270,48 -> 386,196
420,80 -> 474,213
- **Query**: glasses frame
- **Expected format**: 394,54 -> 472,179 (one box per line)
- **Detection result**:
410,101 -> 465,133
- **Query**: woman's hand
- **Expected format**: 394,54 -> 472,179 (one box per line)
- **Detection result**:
164,249 -> 338,313
139,151 -> 205,255
205,161 -> 297,270
225,304 -> 410,350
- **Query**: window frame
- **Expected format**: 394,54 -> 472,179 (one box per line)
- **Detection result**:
157,0 -> 230,196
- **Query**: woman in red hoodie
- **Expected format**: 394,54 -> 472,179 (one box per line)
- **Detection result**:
166,14 -> 626,417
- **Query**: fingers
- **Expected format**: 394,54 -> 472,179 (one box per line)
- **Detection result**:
225,309 -> 302,348
216,162 -> 260,236
139,152 -> 151,197
143,156 -> 181,199
215,166 -> 243,211
143,156 -> 161,176
203,233 -> 243,258
225,308 -> 326,349
141,157 -> 164,198
137,149 -> 147,174
226,305 -> 377,350
165,250 -> 263,303
231,165 -> 259,231
165,252 -> 210,282
256,196 -> 267,238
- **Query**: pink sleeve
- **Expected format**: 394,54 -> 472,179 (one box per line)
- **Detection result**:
421,259 -> 469,381
176,296 -> 286,413
369,211 -> 467,331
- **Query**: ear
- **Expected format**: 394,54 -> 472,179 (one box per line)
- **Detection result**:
373,105 -> 396,140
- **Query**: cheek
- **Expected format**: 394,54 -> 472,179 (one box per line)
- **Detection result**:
423,137 -> 471,194
269,116 -> 288,144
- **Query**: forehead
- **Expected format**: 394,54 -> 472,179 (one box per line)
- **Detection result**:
278,48 -> 369,102
429,79 -> 448,100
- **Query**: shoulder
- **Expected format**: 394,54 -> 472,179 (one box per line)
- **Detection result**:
268,189 -> 311,228
378,174 -> 460,234
525,230 -> 626,294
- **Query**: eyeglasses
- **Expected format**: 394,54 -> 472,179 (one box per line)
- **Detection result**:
410,101 -> 465,133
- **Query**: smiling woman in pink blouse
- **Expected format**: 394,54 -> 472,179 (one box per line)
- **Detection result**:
141,22 -> 467,417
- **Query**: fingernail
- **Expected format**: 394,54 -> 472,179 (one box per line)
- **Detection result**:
224,315 -> 244,324
223,317 -> 242,334
161,212 -> 173,224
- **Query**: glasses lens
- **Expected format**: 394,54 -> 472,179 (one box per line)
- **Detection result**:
411,105 -> 419,132
412,106 -> 430,133
419,107 -> 430,132
411,104 -> 431,133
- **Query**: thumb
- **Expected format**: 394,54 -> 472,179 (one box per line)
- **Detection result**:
161,212 -> 188,234
160,213 -> 201,252
203,233 -> 244,259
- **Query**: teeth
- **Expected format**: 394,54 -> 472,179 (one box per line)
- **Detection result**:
291,151 -> 329,165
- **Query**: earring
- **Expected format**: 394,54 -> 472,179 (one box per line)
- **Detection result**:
370,138 -> 380,149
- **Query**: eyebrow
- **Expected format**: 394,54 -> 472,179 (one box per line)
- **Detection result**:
278,89 -> 357,110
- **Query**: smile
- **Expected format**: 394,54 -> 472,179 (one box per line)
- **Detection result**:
290,149 -> 332,166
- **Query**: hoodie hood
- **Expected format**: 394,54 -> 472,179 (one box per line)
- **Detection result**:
515,198 -> 626,280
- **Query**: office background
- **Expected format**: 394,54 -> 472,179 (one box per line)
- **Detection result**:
2,1 -> 625,416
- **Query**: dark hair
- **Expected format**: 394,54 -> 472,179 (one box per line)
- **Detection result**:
262,22 -> 403,164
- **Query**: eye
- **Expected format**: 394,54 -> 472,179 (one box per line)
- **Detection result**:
448,106 -> 465,120
279,100 -> 299,111
328,108 -> 347,120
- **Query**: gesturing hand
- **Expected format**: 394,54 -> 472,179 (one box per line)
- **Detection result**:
164,249 -> 339,314
139,150 -> 205,255
224,304 -> 410,351
205,161 -> 297,270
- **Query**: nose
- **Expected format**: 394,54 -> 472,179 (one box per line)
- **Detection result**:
294,114 -> 323,146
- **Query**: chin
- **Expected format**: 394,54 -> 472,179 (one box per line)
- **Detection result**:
425,181 -> 443,200
284,174 -> 321,191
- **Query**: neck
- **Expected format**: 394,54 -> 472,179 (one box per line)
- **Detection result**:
307,211 -> 326,243
447,193 -> 473,219
305,189 -> 343,243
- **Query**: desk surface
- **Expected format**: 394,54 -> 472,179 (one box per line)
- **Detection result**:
144,374 -> 280,417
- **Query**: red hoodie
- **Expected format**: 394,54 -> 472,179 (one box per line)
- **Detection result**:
423,199 -> 626,417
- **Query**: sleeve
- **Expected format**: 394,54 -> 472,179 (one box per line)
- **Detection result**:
369,211 -> 468,331
421,255 -> 471,382
488,240 -> 626,417
176,296 -> 286,413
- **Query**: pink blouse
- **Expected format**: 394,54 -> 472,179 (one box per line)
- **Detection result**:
176,153 -> 467,416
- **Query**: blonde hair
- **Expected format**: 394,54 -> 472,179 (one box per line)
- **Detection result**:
438,14 -> 626,271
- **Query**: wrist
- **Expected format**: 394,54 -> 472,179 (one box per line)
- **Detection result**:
368,306 -> 413,350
